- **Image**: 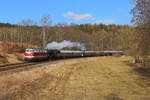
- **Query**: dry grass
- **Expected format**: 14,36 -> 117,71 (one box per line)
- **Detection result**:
5,53 -> 24,63
0,53 -> 24,64
0,57 -> 150,100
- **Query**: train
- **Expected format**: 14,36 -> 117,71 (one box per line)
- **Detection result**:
24,48 -> 124,62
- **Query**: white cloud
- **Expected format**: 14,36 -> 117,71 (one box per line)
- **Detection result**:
95,20 -> 115,24
63,12 -> 93,22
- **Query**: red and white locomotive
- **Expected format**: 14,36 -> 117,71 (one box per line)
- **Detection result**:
24,49 -> 49,61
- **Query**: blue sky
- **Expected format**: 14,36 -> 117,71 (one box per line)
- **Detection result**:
0,0 -> 133,25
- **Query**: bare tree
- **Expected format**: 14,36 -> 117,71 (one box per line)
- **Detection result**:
131,0 -> 150,57
40,15 -> 51,47
19,19 -> 37,26
18,19 -> 37,45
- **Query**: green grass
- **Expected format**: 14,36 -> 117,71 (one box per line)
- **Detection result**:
0,57 -> 150,100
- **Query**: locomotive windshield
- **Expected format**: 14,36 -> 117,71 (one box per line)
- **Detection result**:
25,49 -> 47,53
25,49 -> 34,52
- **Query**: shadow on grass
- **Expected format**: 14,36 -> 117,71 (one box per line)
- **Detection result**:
104,93 -> 124,100
134,67 -> 150,77
123,61 -> 150,88
123,61 -> 150,77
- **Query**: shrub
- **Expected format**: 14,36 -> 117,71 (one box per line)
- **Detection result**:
1,40 -> 26,54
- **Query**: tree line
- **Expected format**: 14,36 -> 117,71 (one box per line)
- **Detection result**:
0,22 -> 135,51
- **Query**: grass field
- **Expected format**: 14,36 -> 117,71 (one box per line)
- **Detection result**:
0,53 -> 24,64
0,56 -> 150,100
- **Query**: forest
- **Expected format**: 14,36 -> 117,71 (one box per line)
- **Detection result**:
0,22 -> 135,51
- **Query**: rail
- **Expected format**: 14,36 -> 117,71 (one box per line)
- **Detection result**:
0,62 -> 42,72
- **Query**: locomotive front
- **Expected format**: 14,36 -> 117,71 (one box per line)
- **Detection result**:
24,49 -> 49,61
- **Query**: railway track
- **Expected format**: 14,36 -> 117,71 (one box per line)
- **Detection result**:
0,57 -> 73,72
0,56 -> 109,72
0,62 -> 44,72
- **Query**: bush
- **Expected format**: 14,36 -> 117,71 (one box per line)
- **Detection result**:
1,40 -> 11,53
1,40 -> 26,54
